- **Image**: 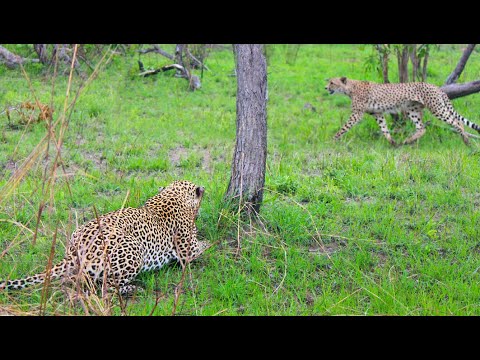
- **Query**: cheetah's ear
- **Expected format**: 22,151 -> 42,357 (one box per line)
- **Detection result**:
340,76 -> 347,84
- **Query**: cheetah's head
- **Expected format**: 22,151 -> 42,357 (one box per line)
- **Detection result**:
325,77 -> 349,95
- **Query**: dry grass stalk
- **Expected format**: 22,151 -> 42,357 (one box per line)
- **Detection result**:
0,46 -> 119,316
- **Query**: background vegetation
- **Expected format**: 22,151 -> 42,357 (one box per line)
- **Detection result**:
0,44 -> 479,315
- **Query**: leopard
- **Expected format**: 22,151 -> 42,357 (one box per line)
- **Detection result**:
0,180 -> 209,295
325,77 -> 480,146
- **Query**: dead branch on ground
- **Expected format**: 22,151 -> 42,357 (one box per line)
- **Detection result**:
138,61 -> 201,91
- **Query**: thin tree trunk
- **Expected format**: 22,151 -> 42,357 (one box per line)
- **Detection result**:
410,44 -> 418,81
445,44 -> 476,85
33,44 -> 49,64
225,44 -> 268,216
397,45 -> 409,83
52,44 -> 80,69
421,47 -> 429,82
175,44 -> 185,65
375,44 -> 390,83
381,48 -> 389,83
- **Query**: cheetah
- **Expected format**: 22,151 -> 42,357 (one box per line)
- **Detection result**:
325,77 -> 480,145
0,180 -> 209,295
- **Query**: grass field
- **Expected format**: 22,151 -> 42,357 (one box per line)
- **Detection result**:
0,44 -> 479,315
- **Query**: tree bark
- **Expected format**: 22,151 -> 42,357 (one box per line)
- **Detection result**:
138,45 -> 175,60
410,44 -> 418,81
421,46 -> 429,82
175,44 -> 185,65
374,44 -> 390,83
0,45 -> 40,69
381,47 -> 389,83
225,44 -> 268,216
445,44 -> 476,85
397,45 -> 410,83
441,80 -> 480,99
33,44 -> 49,64
53,44 -> 80,68
0,45 -> 25,68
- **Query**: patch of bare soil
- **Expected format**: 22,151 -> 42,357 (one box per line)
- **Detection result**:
0,159 -> 18,177
308,239 -> 346,256
82,151 -> 108,172
375,250 -> 388,267
4,159 -> 17,171
344,196 -> 375,204
168,145 -> 214,174
168,146 -> 189,166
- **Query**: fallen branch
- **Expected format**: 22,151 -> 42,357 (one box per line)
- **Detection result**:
441,80 -> 480,100
0,45 -> 39,69
138,61 -> 201,91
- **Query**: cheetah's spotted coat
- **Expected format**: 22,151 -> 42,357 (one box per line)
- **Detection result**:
325,77 -> 480,145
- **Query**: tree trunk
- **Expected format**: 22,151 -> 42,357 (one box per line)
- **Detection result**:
397,45 -> 410,83
175,44 -> 185,65
381,48 -> 390,83
225,44 -> 268,216
410,44 -> 418,81
33,44 -> 49,64
445,44 -> 476,85
374,44 -> 390,83
421,46 -> 429,82
441,80 -> 480,99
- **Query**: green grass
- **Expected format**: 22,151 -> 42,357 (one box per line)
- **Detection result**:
1,44 -> 480,315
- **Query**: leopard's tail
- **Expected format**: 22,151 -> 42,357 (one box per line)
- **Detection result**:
0,259 -> 68,291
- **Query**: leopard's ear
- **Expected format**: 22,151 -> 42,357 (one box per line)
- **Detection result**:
340,76 -> 347,84
195,186 -> 205,197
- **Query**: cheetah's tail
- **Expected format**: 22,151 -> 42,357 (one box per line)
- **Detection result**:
0,259 -> 68,291
459,114 -> 480,134
440,91 -> 480,134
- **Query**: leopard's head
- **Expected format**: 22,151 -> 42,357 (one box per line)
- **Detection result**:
167,180 -> 204,217
325,77 -> 349,95
146,180 -> 204,219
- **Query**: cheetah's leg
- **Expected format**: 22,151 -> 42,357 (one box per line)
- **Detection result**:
372,114 -> 397,146
452,112 -> 471,145
334,112 -> 363,140
431,105 -> 469,145
403,106 -> 426,145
